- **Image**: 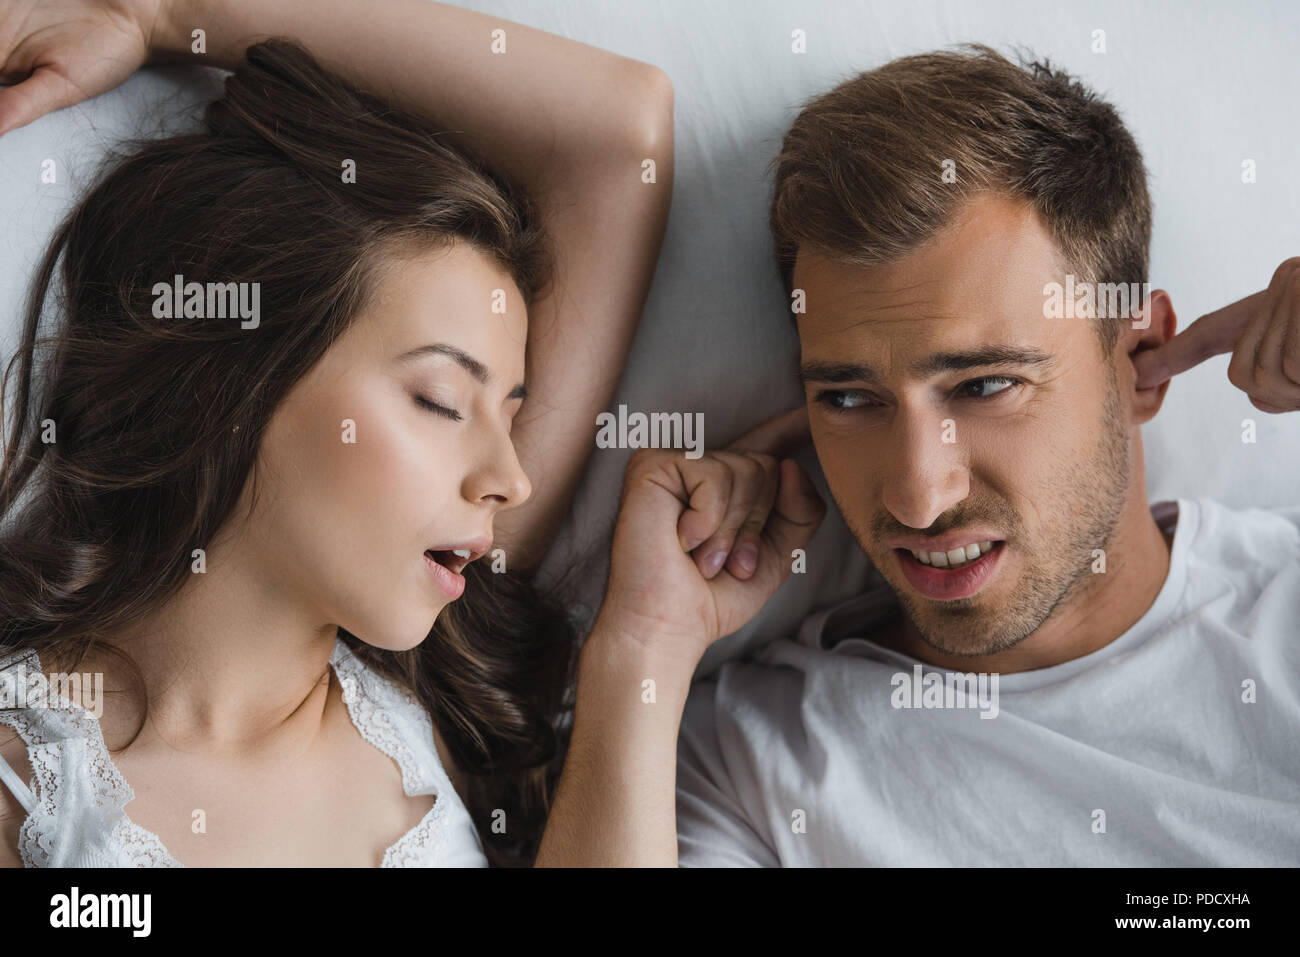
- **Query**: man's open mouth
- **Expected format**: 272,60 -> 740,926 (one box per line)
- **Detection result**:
893,541 -> 1007,601
900,540 -> 999,570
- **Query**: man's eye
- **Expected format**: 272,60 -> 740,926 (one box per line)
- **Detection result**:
958,376 -> 1020,400
415,395 -> 463,421
814,390 -> 878,414
814,378 -> 1021,414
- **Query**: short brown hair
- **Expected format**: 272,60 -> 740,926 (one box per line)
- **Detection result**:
769,44 -> 1151,353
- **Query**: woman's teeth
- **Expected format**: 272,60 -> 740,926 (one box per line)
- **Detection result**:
909,540 -> 995,569
426,547 -> 475,573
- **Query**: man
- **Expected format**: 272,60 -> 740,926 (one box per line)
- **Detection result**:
675,45 -> 1300,866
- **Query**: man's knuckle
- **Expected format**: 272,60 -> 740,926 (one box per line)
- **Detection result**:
627,447 -> 657,469
1227,359 -> 1249,391
1251,357 -> 1272,387
1282,351 -> 1300,384
1273,257 -> 1300,287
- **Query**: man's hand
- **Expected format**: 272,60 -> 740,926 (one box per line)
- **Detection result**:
0,0 -> 165,136
596,406 -> 826,668
1133,258 -> 1300,413
541,406 -> 824,866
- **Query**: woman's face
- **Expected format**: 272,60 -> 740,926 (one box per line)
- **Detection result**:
241,241 -> 533,651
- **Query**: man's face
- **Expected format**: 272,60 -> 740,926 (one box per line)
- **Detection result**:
795,193 -> 1133,657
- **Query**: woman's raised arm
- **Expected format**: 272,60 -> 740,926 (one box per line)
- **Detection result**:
146,0 -> 673,572
2,0 -> 670,572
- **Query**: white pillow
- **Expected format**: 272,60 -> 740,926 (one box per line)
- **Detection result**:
2,1 -> 1296,680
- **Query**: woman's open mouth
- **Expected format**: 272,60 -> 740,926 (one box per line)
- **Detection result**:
424,549 -> 468,599
894,540 -> 1005,600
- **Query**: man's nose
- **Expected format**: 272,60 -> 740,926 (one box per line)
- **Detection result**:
879,408 -> 970,529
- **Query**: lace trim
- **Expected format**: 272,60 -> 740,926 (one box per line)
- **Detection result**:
0,648 -> 180,867
1,642 -> 458,867
328,640 -> 450,867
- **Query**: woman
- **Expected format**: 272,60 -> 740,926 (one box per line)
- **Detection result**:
0,0 -> 673,867
0,0 -> 826,869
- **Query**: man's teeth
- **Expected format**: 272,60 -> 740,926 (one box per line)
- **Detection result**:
909,540 -> 995,568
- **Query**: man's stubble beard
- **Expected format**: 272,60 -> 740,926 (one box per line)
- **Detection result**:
840,363 -> 1133,657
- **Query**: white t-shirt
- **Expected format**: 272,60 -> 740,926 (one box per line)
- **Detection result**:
676,498 -> 1300,866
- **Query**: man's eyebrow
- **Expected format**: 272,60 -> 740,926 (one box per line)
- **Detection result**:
396,343 -> 527,400
909,346 -> 1055,378
798,360 -> 881,387
799,346 -> 1055,385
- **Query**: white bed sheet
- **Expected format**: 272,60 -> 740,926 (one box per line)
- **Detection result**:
1,0 -> 1296,677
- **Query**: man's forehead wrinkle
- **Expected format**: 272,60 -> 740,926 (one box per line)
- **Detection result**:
816,279 -> 959,334
824,307 -> 963,343
829,272 -> 947,306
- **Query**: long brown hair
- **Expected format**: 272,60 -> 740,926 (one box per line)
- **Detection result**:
0,38 -> 577,866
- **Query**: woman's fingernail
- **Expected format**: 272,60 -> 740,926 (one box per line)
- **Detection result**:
702,550 -> 726,576
734,544 -> 757,573
683,536 -> 703,551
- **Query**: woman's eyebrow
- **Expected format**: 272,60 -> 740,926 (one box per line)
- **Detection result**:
396,342 -> 527,399
397,342 -> 489,381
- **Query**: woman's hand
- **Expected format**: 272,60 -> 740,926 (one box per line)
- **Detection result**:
0,0 -> 164,136
595,406 -> 827,667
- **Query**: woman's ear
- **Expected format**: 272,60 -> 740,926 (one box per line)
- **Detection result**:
1124,289 -> 1177,425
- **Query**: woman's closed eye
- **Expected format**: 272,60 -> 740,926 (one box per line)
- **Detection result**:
415,394 -> 463,421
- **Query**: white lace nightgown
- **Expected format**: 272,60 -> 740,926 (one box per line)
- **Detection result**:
0,638 -> 488,867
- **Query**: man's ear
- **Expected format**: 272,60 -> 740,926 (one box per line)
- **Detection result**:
1121,289 -> 1177,425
